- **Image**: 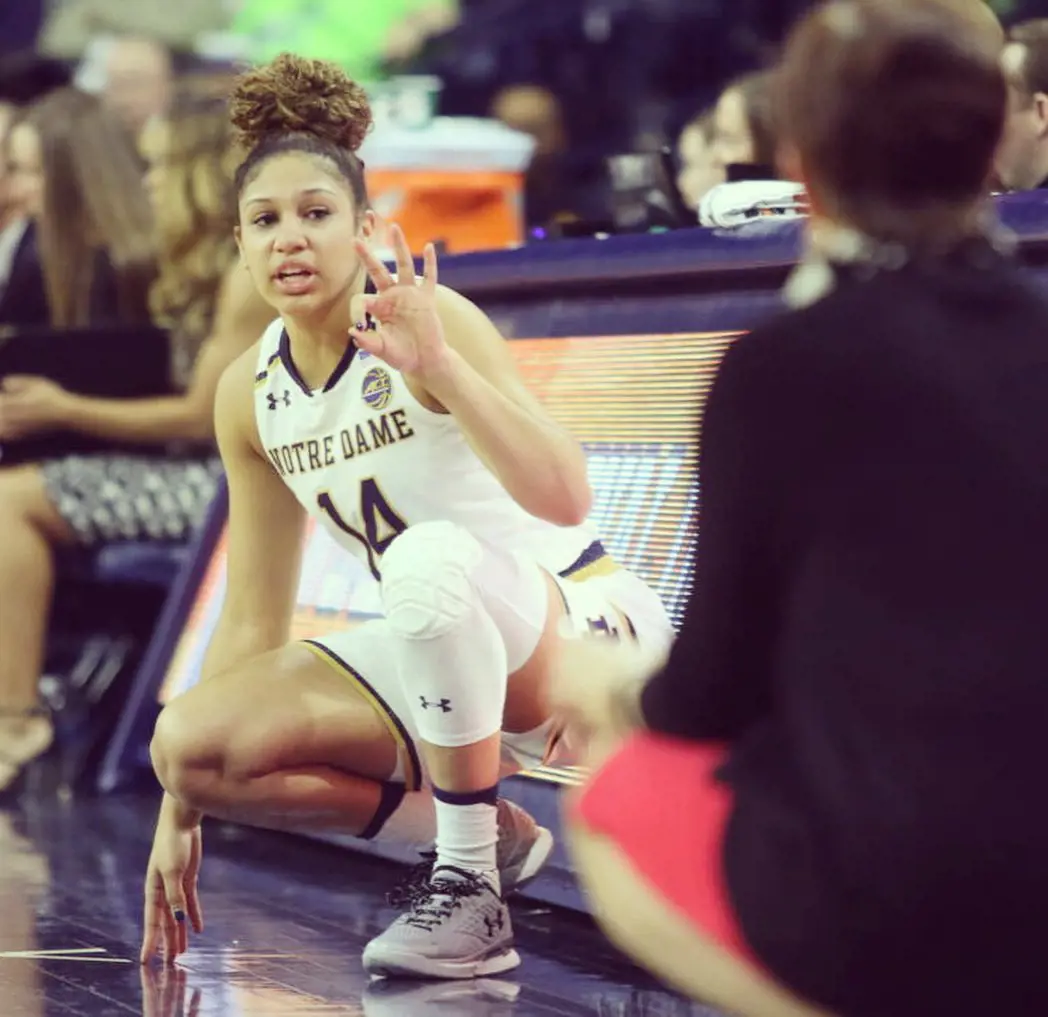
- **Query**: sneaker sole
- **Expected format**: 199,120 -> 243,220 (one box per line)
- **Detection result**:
363,945 -> 521,980
503,825 -> 554,895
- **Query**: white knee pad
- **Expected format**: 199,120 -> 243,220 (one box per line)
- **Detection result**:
380,521 -> 485,641
381,522 -> 506,748
378,522 -> 549,750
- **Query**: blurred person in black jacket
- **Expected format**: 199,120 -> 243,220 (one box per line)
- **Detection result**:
550,2 -> 1048,1016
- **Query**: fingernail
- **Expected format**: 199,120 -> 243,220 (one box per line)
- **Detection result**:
173,909 -> 185,923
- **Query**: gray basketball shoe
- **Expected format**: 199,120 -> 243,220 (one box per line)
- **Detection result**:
362,866 -> 519,979
496,798 -> 554,893
395,799 -> 554,898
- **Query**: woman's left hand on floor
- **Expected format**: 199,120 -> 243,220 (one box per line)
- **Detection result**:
0,376 -> 76,439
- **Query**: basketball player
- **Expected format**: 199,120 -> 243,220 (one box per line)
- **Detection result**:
139,53 -> 673,980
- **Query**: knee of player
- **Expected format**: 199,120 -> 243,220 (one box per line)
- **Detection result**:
380,521 -> 484,640
150,701 -> 215,806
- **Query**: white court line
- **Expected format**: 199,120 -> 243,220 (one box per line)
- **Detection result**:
22,956 -> 132,964
0,947 -> 106,956
0,947 -> 131,963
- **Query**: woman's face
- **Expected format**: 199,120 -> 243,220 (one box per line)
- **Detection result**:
5,122 -> 43,220
236,151 -> 371,321
677,123 -> 724,210
710,88 -> 756,173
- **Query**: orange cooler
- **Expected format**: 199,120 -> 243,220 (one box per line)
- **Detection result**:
360,118 -> 535,255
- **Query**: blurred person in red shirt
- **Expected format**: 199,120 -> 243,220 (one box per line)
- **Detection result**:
550,3 -> 1048,1016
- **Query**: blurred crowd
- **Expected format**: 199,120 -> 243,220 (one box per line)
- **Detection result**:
5,0 -> 1048,253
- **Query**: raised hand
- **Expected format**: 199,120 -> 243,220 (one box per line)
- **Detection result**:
349,224 -> 449,381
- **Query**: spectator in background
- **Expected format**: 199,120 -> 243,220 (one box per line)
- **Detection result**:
0,52 -> 71,111
4,87 -> 155,327
552,2 -> 1048,1016
0,0 -> 45,56
0,104 -> 11,204
676,111 -> 722,212
38,0 -> 229,60
0,53 -> 72,326
709,70 -> 778,182
995,19 -> 1048,190
490,82 -> 611,232
0,105 -> 28,312
231,0 -> 459,81
0,90 -> 274,795
691,70 -> 806,229
382,0 -> 461,67
143,90 -> 272,386
101,37 -> 174,139
491,84 -> 572,229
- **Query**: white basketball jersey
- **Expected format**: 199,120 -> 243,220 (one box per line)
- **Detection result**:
253,319 -> 599,580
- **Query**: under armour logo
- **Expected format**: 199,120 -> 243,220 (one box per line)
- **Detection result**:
419,696 -> 452,713
483,912 -> 504,936
267,390 -> 292,410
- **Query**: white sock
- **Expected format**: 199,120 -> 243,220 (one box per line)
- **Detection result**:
432,790 -> 500,893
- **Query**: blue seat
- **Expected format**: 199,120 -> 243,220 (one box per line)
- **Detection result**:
43,540 -> 189,787
58,542 -> 186,588
88,542 -> 189,587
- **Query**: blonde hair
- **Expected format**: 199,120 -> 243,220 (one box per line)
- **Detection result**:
147,89 -> 240,345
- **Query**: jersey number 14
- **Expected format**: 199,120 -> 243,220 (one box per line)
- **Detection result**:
316,478 -> 407,581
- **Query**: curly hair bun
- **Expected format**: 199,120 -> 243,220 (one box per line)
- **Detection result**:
229,53 -> 373,153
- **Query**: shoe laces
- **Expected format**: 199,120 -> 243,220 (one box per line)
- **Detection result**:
387,849 -> 438,908
400,866 -> 489,932
388,825 -> 513,907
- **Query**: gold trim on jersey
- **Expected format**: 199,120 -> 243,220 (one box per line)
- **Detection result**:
522,763 -> 589,787
301,639 -> 422,791
557,540 -> 621,583
544,549 -> 640,767
254,352 -> 283,388
563,555 -> 621,582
